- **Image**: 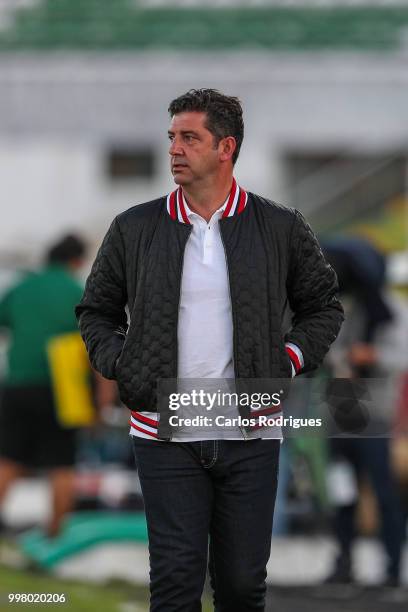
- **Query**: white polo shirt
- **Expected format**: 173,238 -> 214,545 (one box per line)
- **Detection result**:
177,197 -> 234,381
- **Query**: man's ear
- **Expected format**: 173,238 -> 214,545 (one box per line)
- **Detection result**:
219,136 -> 237,163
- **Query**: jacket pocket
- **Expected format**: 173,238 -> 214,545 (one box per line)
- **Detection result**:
112,331 -> 128,380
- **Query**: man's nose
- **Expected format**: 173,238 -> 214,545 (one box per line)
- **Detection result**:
169,138 -> 183,156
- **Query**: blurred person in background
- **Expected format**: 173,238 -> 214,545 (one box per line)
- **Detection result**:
76,88 -> 344,611
0,234 -> 86,538
322,237 -> 406,588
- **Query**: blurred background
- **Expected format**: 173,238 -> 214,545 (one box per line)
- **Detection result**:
0,0 -> 407,610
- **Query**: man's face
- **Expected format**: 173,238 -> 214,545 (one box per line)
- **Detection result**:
168,111 -> 221,186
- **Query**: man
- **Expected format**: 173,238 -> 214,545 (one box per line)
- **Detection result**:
0,235 -> 86,537
322,238 -> 405,587
76,89 -> 344,611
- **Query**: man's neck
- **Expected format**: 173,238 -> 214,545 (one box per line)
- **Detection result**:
181,174 -> 234,223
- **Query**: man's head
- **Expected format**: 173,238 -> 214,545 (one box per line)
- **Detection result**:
168,89 -> 244,186
46,234 -> 87,271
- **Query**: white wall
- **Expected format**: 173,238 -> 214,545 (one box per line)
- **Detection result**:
0,51 -> 407,261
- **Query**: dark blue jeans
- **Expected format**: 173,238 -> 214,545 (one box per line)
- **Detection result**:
132,437 -> 280,612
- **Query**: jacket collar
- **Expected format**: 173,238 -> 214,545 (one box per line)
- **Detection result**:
166,178 -> 248,224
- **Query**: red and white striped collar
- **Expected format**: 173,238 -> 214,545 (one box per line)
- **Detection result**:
166,178 -> 248,224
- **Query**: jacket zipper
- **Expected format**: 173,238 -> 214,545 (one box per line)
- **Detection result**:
220,226 -> 248,441
166,226 -> 193,441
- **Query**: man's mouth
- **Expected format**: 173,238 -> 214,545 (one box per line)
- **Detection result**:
172,162 -> 188,171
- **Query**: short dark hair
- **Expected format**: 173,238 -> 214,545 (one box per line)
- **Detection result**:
46,234 -> 86,265
168,89 -> 244,165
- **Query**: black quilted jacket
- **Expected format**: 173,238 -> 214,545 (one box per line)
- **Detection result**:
76,192 -> 344,413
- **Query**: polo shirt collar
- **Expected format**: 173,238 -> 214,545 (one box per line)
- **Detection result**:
166,177 -> 248,224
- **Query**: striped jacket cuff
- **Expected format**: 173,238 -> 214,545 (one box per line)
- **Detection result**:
285,342 -> 304,377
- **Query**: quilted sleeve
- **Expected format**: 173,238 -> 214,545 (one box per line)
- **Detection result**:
75,217 -> 128,379
285,210 -> 344,373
